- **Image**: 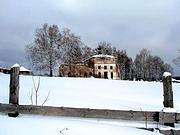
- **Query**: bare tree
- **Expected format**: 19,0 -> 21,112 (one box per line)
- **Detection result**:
173,50 -> 180,67
26,23 -> 61,76
59,28 -> 83,76
146,55 -> 155,80
81,45 -> 95,61
125,58 -> 133,80
152,56 -> 164,81
113,48 -> 133,80
134,49 -> 173,81
164,63 -> 174,74
30,76 -> 50,106
32,76 -> 40,105
95,41 -> 113,55
134,49 -> 151,80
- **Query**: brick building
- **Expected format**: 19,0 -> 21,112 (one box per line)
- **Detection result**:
59,64 -> 93,77
59,55 -> 120,80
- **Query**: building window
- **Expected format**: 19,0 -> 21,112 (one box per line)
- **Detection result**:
111,72 -> 113,79
104,72 -> 108,79
98,72 -> 101,78
89,72 -> 92,76
110,66 -> 113,70
98,66 -> 101,69
104,66 -> 107,69
84,72 -> 87,77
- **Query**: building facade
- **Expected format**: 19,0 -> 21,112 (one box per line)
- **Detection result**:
59,55 -> 120,80
59,64 -> 93,77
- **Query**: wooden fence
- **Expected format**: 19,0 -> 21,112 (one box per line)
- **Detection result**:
1,65 -> 179,134
1,103 -> 180,135
0,103 -> 180,123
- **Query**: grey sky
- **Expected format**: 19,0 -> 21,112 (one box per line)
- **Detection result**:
0,0 -> 180,75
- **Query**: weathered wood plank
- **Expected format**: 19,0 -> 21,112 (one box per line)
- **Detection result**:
0,103 -> 176,122
9,65 -> 20,105
163,72 -> 174,108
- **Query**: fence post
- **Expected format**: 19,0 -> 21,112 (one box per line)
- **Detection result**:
163,72 -> 173,108
9,64 -> 20,105
160,72 -> 175,127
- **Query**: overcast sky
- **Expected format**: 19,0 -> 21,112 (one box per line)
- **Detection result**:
0,0 -> 180,75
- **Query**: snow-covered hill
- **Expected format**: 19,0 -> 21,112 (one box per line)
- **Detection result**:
0,73 -> 179,135
0,73 -> 180,111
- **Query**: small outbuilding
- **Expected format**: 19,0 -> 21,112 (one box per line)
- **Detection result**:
0,65 -> 30,75
20,66 -> 30,75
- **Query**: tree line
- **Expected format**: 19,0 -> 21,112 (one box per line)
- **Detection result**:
26,23 -> 174,81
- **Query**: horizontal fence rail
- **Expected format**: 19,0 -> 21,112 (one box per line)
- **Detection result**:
1,103 -> 180,135
0,103 -> 180,123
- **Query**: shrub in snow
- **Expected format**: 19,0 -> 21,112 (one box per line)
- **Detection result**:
30,76 -> 50,106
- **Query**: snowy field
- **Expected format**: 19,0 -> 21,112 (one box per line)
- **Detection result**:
0,73 -> 180,135
0,73 -> 180,112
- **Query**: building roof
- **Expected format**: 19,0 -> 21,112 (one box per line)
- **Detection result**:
20,66 -> 30,72
83,55 -> 116,63
11,64 -> 30,72
91,55 -> 115,58
12,63 -> 20,68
